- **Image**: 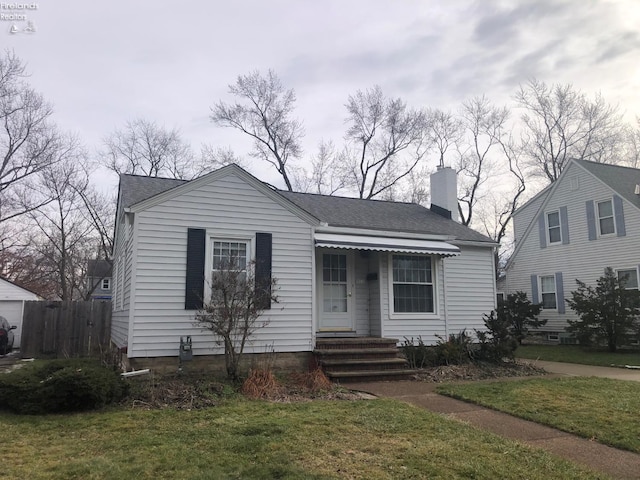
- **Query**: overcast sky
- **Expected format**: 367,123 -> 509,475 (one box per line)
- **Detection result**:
4,0 -> 640,191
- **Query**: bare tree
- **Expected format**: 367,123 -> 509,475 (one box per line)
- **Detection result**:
456,96 -> 510,226
211,70 -> 303,190
0,51 -> 68,225
292,140 -> 348,195
428,108 -> 462,168
103,118 -> 195,179
195,259 -> 277,380
196,144 -> 248,176
26,155 -> 102,300
515,79 -> 623,182
341,86 -> 430,199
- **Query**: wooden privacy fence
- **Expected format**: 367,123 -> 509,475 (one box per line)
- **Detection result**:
20,301 -> 112,358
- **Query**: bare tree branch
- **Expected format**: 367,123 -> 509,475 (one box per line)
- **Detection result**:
211,70 -> 303,190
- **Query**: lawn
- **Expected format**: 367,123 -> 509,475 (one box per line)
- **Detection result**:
516,344 -> 640,367
437,377 -> 640,453
1,399 -> 606,479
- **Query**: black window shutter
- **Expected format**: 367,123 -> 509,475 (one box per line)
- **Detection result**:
255,232 -> 273,310
185,228 -> 206,310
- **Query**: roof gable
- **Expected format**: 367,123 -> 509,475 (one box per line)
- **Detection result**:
0,276 -> 41,299
507,159 -> 640,269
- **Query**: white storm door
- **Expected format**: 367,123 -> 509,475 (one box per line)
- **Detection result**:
318,251 -> 355,331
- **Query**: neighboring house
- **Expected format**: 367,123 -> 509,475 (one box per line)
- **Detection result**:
112,164 -> 498,370
87,259 -> 112,301
0,276 -> 41,348
505,159 -> 640,341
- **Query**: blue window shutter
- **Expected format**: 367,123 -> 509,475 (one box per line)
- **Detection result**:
613,195 -> 626,237
530,275 -> 539,304
559,206 -> 570,245
185,228 -> 206,310
255,232 -> 273,310
538,214 -> 547,249
555,272 -> 565,314
586,200 -> 597,241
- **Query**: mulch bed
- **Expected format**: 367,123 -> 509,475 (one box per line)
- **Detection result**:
122,361 -> 546,410
415,360 -> 546,383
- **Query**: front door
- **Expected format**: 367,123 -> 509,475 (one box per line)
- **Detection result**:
318,251 -> 355,331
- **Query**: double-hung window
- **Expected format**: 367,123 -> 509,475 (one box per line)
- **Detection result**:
617,268 -> 639,290
597,199 -> 615,235
392,254 -> 434,313
539,275 -> 557,309
101,278 -> 111,290
211,240 -> 250,290
546,211 -> 561,244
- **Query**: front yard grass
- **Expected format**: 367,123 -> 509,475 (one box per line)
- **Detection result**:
437,377 -> 640,453
516,344 -> 640,367
2,398 -> 605,479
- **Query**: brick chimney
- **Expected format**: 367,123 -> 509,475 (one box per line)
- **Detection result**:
430,166 -> 458,221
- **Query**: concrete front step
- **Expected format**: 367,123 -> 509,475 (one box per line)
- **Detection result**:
314,337 -> 412,381
314,347 -> 401,357
315,337 -> 400,350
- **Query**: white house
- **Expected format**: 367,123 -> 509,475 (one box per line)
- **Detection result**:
111,164 -> 498,371
0,276 -> 41,347
504,159 -> 640,341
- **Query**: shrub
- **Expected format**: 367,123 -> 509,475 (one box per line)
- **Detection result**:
498,291 -> 545,344
401,336 -> 436,368
567,268 -> 640,352
434,330 -> 475,365
475,310 -> 519,362
0,359 -> 125,414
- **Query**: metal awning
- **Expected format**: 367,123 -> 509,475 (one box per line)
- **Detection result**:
314,233 -> 460,256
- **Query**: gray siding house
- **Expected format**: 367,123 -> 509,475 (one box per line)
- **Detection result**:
505,159 -> 640,340
112,164 -> 497,370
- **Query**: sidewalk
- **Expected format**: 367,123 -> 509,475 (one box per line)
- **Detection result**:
345,364 -> 640,479
534,360 -> 640,382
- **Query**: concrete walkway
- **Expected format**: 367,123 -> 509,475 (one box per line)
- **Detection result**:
345,363 -> 640,479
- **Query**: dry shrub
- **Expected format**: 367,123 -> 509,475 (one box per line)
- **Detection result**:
289,368 -> 333,393
241,368 -> 282,399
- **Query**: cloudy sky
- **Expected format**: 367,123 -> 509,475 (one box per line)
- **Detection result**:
4,0 -> 640,191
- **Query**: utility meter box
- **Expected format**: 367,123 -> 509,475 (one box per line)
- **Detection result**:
179,336 -> 193,362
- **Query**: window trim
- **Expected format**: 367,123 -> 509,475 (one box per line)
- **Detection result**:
545,210 -> 562,245
615,267 -> 639,290
388,253 -> 439,318
204,235 -> 253,303
539,275 -> 557,310
596,198 -> 616,237
101,278 -> 110,290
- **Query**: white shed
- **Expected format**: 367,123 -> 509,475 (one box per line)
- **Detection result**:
0,277 -> 41,348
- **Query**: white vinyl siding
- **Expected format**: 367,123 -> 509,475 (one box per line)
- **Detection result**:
128,173 -> 314,357
111,216 -> 134,348
506,161 -> 640,332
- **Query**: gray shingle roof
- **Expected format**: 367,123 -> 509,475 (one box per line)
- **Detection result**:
576,160 -> 640,210
278,191 -> 494,242
119,174 -> 187,209
116,170 -> 495,244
